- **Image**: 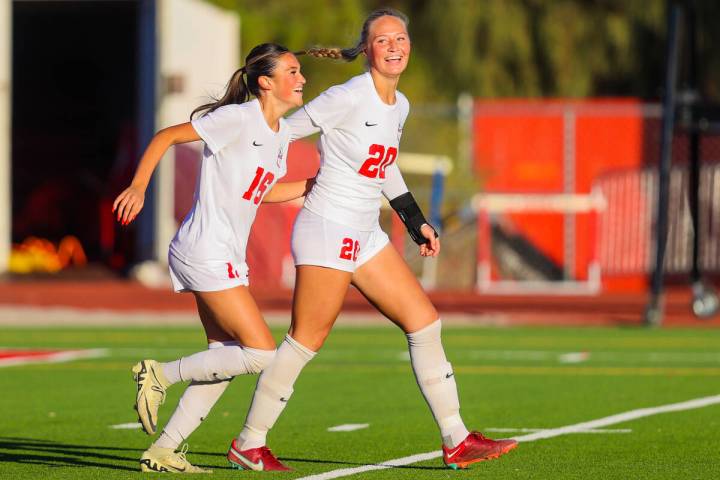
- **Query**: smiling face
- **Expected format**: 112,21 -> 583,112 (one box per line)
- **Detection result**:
365,15 -> 411,78
263,53 -> 306,108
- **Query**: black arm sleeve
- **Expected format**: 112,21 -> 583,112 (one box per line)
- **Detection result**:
389,192 -> 438,245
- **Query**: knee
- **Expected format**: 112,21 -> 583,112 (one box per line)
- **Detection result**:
397,305 -> 439,335
305,335 -> 328,352
289,325 -> 331,352
291,330 -> 328,352
406,318 -> 442,345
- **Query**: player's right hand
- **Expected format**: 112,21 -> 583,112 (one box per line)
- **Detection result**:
113,185 -> 145,225
419,224 -> 440,257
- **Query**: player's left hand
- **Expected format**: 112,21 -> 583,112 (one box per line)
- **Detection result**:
419,224 -> 440,257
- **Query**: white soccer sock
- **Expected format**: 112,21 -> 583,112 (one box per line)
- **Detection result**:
407,319 -> 470,448
153,341 -> 236,450
161,359 -> 183,385
160,344 -> 275,385
237,335 -> 316,450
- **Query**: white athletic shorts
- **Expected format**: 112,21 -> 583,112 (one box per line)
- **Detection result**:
168,249 -> 249,293
291,208 -> 390,273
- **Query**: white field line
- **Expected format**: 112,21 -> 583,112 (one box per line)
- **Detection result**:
327,424 -> 369,432
109,422 -> 142,430
465,350 -> 720,363
295,393 -> 720,480
557,352 -> 590,364
352,350 -> 720,364
0,348 -> 108,368
485,427 -> 631,434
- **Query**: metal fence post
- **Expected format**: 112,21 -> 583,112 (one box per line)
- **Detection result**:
645,2 -> 682,326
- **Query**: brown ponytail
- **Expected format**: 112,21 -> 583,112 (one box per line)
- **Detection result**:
191,43 -> 291,119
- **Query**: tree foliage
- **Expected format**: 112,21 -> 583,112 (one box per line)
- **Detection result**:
206,0 -> 719,102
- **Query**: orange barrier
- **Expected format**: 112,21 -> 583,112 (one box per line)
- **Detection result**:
8,236 -> 87,274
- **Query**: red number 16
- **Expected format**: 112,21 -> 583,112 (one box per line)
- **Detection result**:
242,166 -> 275,204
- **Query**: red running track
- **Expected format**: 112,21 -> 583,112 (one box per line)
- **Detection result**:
0,280 -> 718,327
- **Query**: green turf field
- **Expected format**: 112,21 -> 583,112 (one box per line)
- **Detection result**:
1,324 -> 719,479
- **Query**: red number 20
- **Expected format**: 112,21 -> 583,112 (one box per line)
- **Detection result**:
339,237 -> 360,261
358,144 -> 397,179
242,166 -> 275,204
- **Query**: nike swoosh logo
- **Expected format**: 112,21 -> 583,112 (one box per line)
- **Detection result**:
364,121 -> 378,127
446,446 -> 463,459
280,397 -> 289,402
252,141 -> 263,146
237,454 -> 264,471
445,372 -> 454,379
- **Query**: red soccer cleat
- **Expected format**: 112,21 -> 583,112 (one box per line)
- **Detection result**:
442,431 -> 517,470
227,438 -> 292,471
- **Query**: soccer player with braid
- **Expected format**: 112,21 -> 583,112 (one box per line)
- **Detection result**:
227,8 -> 517,472
112,43 -> 313,473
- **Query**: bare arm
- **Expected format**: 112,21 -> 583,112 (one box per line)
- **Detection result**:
112,122 -> 200,224
262,178 -> 316,203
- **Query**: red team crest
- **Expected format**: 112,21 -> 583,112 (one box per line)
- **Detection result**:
276,147 -> 284,168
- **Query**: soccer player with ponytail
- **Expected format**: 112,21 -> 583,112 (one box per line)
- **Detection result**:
228,8 -> 517,472
112,43 -> 312,473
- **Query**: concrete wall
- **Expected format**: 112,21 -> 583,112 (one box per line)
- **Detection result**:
0,2 -> 10,273
152,0 -> 240,261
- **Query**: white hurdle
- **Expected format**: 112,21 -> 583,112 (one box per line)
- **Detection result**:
473,191 -> 606,295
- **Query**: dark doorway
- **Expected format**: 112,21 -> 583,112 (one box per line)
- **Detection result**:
12,0 -> 139,270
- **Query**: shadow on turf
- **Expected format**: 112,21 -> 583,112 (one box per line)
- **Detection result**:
184,447 -> 446,471
0,437 -> 216,472
0,437 -> 444,472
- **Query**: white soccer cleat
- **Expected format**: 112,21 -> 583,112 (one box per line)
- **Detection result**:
132,359 -> 170,435
139,444 -> 211,473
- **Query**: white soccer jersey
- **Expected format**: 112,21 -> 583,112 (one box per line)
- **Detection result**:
169,99 -> 289,283
287,72 -> 410,231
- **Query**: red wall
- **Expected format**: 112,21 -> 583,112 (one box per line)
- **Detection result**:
474,99 -> 651,291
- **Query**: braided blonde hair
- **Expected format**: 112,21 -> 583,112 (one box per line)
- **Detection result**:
295,47 -> 344,60
295,8 -> 408,64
